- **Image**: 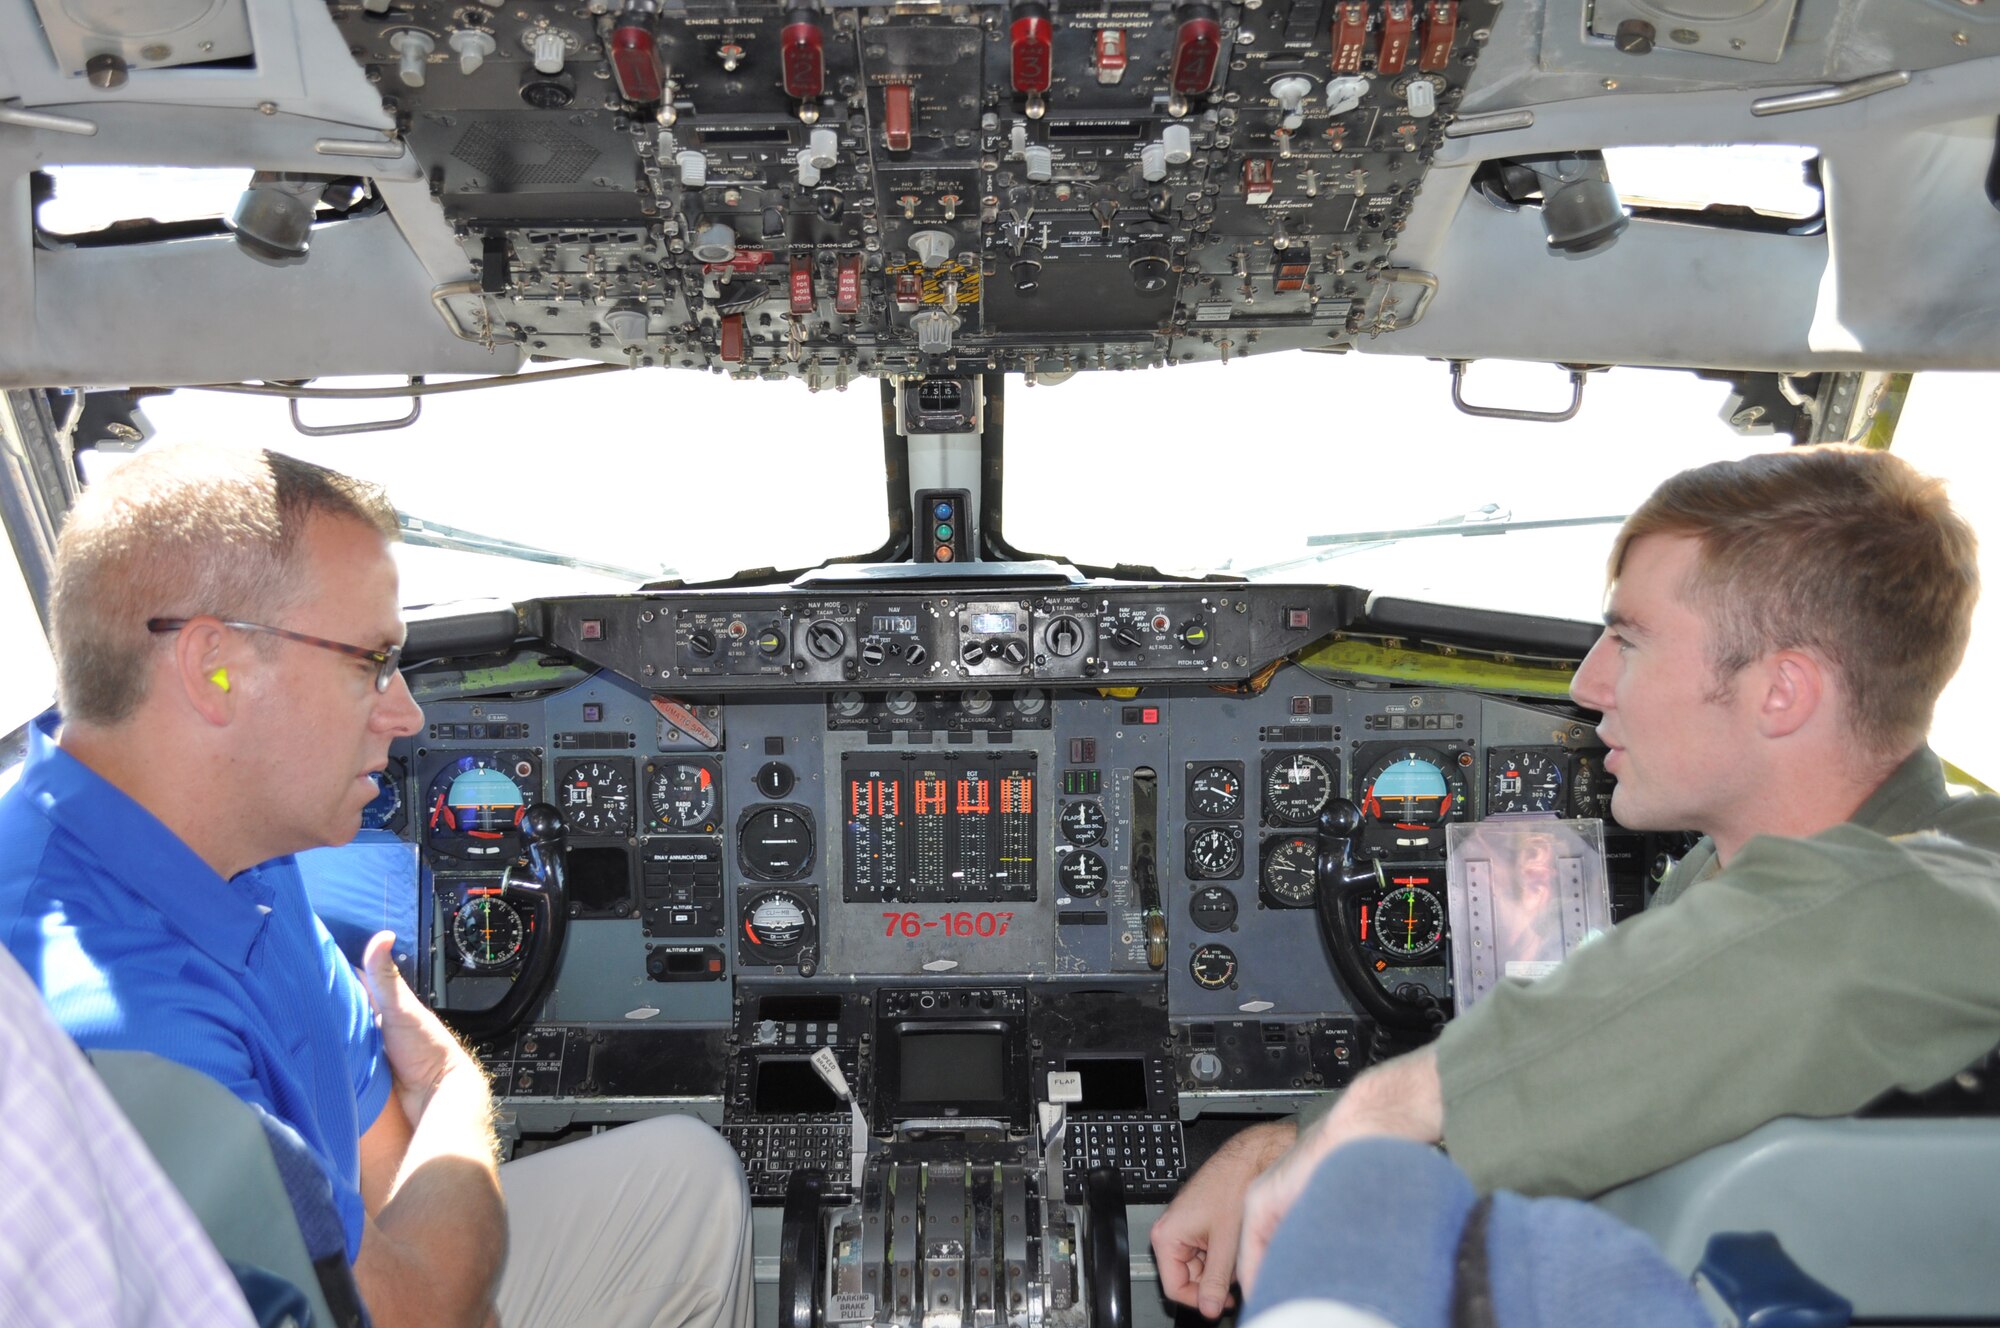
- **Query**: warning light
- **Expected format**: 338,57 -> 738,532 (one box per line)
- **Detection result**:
916,488 -> 969,564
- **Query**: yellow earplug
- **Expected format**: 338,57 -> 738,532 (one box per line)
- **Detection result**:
209,667 -> 231,692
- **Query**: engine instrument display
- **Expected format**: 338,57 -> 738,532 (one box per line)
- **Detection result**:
424,752 -> 537,858
840,754 -> 1039,903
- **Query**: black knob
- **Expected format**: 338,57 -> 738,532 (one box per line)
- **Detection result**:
757,625 -> 786,657
962,639 -> 989,665
904,643 -> 929,667
1012,243 -> 1044,294
1178,620 -> 1209,651
1110,623 -> 1143,650
996,638 -> 1028,666
806,621 -> 846,660
688,628 -> 717,657
860,641 -> 886,666
1614,17 -> 1655,54
1129,236 -> 1173,294
1046,616 -> 1084,658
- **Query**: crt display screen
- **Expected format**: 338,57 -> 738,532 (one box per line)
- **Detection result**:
753,1058 -> 845,1114
1069,1057 -> 1149,1111
896,1028 -> 1005,1105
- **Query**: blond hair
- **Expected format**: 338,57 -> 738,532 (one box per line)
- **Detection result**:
50,444 -> 398,725
1611,445 -> 1978,756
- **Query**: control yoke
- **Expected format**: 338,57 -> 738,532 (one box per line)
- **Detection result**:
1313,800 -> 1438,1033
440,803 -> 570,1042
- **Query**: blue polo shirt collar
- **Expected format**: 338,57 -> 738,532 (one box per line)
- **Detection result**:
23,712 -> 275,971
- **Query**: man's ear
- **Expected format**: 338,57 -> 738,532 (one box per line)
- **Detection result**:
169,618 -> 239,726
1755,649 -> 1825,740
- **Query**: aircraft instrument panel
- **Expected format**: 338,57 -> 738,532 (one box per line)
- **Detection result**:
366,579 -> 1673,1212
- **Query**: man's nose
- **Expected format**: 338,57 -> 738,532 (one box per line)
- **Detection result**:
376,671 -> 426,736
1570,633 -> 1613,711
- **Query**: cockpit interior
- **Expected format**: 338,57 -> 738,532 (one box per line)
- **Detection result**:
5,0 -> 2000,1324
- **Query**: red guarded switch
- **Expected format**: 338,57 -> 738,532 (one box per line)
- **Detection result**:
781,11 -> 824,100
884,82 -> 914,151
609,23 -> 663,103
1170,5 -> 1224,96
1010,3 -> 1054,93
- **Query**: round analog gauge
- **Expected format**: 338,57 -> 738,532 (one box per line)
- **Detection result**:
1263,752 -> 1335,825
1488,750 -> 1566,815
1572,753 -> 1614,820
452,895 -> 525,970
424,753 -> 536,853
1189,885 -> 1239,933
1059,849 -> 1109,896
1188,765 -> 1244,819
742,888 -> 816,962
1189,826 -> 1242,879
1371,885 -> 1445,961
1060,800 -> 1108,846
361,761 -> 404,833
648,761 -> 717,831
739,806 -> 815,879
557,759 -> 634,836
1189,943 -> 1238,990
1260,835 -> 1318,907
1361,748 -> 1467,829
755,762 -> 796,799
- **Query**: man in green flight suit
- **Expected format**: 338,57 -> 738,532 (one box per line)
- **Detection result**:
1150,443 -> 2000,1315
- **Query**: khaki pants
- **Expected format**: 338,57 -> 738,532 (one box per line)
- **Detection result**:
495,1114 -> 753,1328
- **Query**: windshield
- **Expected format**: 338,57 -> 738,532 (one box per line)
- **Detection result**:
134,369 -> 889,603
1006,356 -> 1759,621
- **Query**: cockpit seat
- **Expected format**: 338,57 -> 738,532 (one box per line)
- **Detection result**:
1596,1116 -> 2000,1322
89,1049 -> 372,1328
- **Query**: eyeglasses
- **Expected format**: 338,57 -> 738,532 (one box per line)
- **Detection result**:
147,618 -> 404,693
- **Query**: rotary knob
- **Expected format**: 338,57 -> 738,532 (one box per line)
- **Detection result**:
860,641 -> 886,666
1178,620 -> 1209,651
688,628 -> 717,657
962,639 -> 989,665
1046,615 -> 1084,658
1110,623 -> 1143,650
905,644 -> 929,667
994,638 -> 1028,666
756,625 -> 786,657
1189,1051 -> 1224,1084
805,620 -> 846,660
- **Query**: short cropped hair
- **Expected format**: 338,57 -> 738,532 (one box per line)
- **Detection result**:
49,444 -> 398,726
1611,445 -> 1978,757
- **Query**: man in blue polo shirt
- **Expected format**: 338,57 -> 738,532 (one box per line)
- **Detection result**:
1,444 -> 751,1328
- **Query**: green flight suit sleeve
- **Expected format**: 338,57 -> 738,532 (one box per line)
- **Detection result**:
1434,823 -> 2000,1198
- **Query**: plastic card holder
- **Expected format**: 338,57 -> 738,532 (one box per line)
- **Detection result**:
1445,816 -> 1611,1008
